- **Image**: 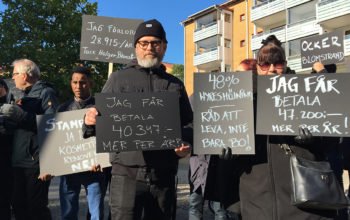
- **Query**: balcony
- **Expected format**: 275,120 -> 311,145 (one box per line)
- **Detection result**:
194,22 -> 220,42
286,0 -> 313,9
251,0 -> 286,28
193,46 -> 222,68
286,17 -> 321,41
317,0 -> 350,29
251,26 -> 286,51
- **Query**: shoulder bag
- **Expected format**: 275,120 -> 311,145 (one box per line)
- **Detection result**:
281,144 -> 349,210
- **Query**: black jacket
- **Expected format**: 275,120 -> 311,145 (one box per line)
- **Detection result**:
57,96 -> 95,112
83,61 -> 193,180
11,80 -> 59,168
238,93 -> 336,220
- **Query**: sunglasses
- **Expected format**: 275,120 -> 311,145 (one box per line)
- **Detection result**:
258,61 -> 286,71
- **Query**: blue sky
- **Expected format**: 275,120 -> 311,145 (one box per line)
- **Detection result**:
0,0 -> 225,64
95,0 -> 224,64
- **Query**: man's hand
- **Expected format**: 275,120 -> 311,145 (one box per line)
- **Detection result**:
38,174 -> 53,181
175,143 -> 191,158
90,164 -> 102,172
84,107 -> 98,126
312,62 -> 325,73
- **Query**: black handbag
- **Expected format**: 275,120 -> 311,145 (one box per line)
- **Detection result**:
288,148 -> 349,210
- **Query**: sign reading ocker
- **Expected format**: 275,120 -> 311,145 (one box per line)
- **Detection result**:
300,30 -> 344,68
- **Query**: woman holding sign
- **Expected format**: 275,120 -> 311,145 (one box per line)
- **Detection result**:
234,35 -> 338,220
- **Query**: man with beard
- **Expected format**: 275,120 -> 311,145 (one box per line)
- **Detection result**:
83,19 -> 193,220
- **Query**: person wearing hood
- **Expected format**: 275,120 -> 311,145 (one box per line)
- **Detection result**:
0,59 -> 59,220
83,19 -> 193,220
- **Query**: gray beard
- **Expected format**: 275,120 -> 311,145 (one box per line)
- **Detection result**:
137,57 -> 161,68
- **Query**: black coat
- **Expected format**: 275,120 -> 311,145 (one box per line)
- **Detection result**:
10,80 -> 59,168
83,61 -> 193,180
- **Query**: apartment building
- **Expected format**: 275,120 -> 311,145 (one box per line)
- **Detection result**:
183,0 -> 350,95
182,0 -> 255,96
251,0 -> 350,73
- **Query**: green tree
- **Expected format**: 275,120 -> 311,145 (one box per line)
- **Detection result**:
172,64 -> 184,82
0,0 -> 109,101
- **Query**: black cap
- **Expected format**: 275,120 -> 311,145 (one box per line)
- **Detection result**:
72,66 -> 91,78
134,19 -> 167,47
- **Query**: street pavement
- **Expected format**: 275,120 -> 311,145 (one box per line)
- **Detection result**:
12,159 -> 350,219
46,156 -> 214,219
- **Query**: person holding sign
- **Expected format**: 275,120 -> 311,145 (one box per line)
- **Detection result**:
0,59 -> 59,220
226,36 -> 338,220
57,66 -> 106,220
83,19 -> 193,220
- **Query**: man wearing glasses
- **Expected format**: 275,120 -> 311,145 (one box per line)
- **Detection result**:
0,59 -> 59,220
83,19 -> 193,220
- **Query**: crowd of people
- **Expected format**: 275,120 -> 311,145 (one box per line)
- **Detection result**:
0,18 -> 349,220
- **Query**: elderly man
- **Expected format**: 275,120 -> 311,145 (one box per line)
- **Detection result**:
83,19 -> 193,220
0,59 -> 59,220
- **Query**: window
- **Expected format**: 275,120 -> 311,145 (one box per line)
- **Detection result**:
240,40 -> 245,47
224,13 -> 231,23
288,0 -> 316,24
240,14 -> 245,22
346,30 -> 350,39
224,39 -> 231,48
288,39 -> 301,57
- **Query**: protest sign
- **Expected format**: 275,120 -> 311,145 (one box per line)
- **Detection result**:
300,30 -> 344,68
80,15 -> 143,64
95,92 -> 182,152
37,109 -> 111,176
193,72 -> 255,154
256,74 -> 350,136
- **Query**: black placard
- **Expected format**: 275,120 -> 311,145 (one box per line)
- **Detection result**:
95,92 -> 182,152
193,72 -> 255,155
256,74 -> 350,136
300,30 -> 344,68
80,15 -> 143,64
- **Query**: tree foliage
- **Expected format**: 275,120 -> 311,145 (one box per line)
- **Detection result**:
0,0 -> 110,101
172,64 -> 184,82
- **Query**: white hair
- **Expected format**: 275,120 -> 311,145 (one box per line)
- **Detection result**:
12,59 -> 40,79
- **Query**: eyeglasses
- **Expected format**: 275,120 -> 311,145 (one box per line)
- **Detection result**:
137,40 -> 162,50
258,61 -> 286,71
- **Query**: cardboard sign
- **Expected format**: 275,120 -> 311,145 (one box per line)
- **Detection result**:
80,15 -> 143,64
193,72 -> 255,155
256,74 -> 350,136
37,109 -> 111,176
300,30 -> 344,68
95,92 -> 182,152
